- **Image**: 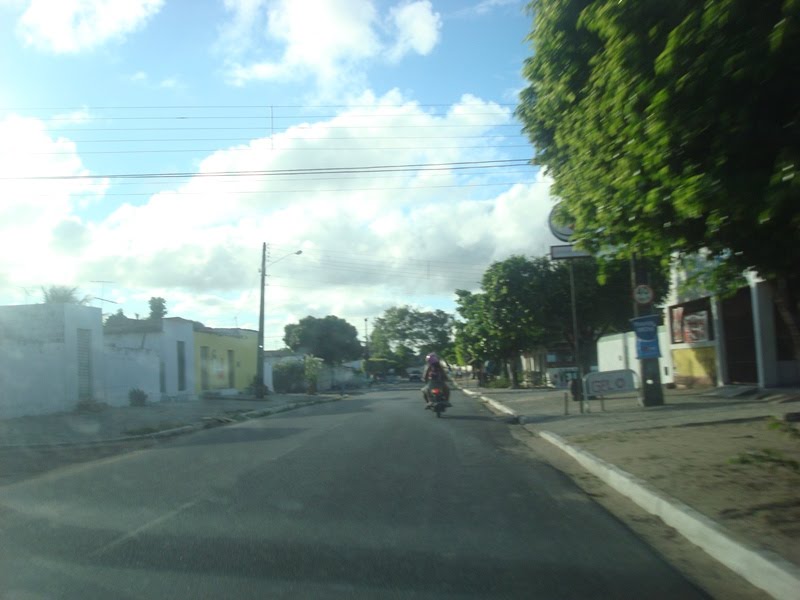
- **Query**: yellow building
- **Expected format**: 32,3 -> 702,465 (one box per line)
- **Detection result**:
194,328 -> 258,394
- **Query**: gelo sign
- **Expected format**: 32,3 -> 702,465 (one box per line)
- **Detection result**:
583,369 -> 637,396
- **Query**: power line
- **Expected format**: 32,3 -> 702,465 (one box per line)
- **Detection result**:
23,181 -> 536,199
61,134 -> 527,143
60,168 -> 535,187
4,158 -> 532,181
40,123 -> 521,133
3,102 -> 517,110
4,144 -> 532,156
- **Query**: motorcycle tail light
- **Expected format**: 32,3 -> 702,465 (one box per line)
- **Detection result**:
431,388 -> 440,394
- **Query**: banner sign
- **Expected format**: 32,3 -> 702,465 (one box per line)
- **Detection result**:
631,314 -> 661,359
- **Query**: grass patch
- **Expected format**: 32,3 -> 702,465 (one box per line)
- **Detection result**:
767,416 -> 800,441
729,448 -> 800,473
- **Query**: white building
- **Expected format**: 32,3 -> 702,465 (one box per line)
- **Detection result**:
0,304 -> 104,418
104,317 -> 196,401
596,326 -> 675,386
665,267 -> 800,388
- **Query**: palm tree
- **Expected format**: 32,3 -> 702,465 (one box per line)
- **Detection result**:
41,285 -> 91,305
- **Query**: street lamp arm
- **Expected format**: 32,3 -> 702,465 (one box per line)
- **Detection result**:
267,250 -> 302,268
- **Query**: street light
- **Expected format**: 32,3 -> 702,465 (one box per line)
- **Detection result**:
256,244 -> 302,398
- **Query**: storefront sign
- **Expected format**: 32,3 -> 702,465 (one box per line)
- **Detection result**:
583,369 -> 637,396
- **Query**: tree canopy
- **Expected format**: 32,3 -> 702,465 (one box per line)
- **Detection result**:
369,306 -> 454,367
456,255 -> 668,381
148,297 -> 167,320
517,0 -> 800,358
105,308 -> 129,326
41,285 -> 90,305
284,315 -> 363,365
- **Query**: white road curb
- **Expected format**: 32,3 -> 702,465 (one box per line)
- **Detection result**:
460,387 -> 518,417
539,430 -> 800,600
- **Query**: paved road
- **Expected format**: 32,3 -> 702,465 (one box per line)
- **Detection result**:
0,386 -> 707,599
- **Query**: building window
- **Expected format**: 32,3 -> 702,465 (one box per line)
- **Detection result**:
177,341 -> 186,391
670,297 -> 714,343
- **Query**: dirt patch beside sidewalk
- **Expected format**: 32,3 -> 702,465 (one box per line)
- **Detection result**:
569,418 -> 800,566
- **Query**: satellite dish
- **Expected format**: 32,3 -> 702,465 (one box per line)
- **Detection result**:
548,205 -> 574,243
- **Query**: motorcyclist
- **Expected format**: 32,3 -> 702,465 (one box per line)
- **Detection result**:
422,352 -> 451,408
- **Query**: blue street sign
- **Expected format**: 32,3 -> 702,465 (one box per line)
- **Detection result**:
631,314 -> 661,359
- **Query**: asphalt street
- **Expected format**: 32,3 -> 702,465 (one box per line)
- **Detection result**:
0,386 -> 707,599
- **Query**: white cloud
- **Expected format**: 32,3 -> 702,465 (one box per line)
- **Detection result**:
0,93 -> 549,342
0,115 -> 107,288
224,0 -> 441,89
387,1 -> 441,62
16,0 -> 164,53
127,71 -> 182,90
456,0 -> 520,18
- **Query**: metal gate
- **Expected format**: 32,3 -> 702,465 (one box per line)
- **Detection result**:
77,328 -> 92,401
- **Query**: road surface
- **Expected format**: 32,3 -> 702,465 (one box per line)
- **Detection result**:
0,386 -> 707,599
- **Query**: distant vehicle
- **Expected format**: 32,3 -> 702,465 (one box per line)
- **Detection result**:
408,373 -> 422,382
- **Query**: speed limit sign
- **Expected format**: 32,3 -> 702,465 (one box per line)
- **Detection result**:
633,284 -> 654,305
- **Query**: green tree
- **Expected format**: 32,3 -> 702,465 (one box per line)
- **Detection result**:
105,308 -> 130,326
517,0 -> 800,360
284,315 -> 363,365
41,285 -> 90,304
369,306 -> 454,362
454,289 -> 498,368
456,255 -> 668,384
148,297 -> 167,320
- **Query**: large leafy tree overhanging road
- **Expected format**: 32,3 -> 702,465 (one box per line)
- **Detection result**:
0,389 -> 706,598
517,0 -> 800,361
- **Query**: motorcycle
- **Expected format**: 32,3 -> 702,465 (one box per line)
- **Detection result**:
425,384 -> 449,418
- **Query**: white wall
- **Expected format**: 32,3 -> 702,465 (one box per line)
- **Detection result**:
596,326 -> 674,385
161,319 -> 195,400
103,346 -> 160,407
0,304 -> 103,417
104,318 -> 196,401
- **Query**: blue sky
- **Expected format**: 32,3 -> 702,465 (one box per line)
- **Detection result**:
0,0 -> 560,348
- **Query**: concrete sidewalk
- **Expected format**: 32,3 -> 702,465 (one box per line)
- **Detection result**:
456,379 -> 799,437
0,393 -> 344,448
455,379 -> 800,600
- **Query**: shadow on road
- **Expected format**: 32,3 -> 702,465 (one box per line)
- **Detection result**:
440,414 -> 518,424
270,399 -> 374,418
169,426 -> 306,447
37,525 -> 699,598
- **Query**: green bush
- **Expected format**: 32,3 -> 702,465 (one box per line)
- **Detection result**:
273,361 -> 305,393
128,388 -> 148,406
485,376 -> 511,389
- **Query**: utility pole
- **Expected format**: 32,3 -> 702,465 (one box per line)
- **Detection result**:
631,254 -> 664,406
364,318 -> 369,359
568,260 -> 584,412
256,243 -> 268,398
